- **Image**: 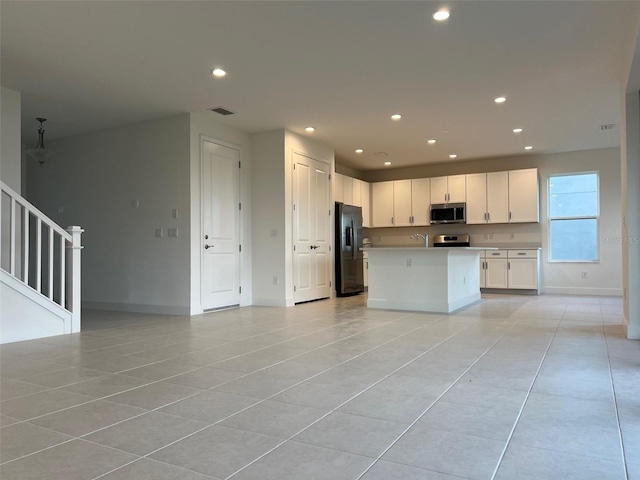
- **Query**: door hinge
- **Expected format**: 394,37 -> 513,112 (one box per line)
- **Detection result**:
329,210 -> 331,216
239,202 -> 242,211
239,244 -> 242,252
293,204 -> 296,211
329,281 -> 332,287
293,164 -> 296,170
238,161 -> 241,169
329,245 -> 331,251
294,286 -> 297,292
329,174 -> 331,180
239,286 -> 242,293
294,245 -> 296,251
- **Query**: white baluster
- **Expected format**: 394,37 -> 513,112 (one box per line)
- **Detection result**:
48,227 -> 54,300
36,218 -> 42,293
10,197 -> 16,275
23,207 -> 29,285
66,226 -> 84,333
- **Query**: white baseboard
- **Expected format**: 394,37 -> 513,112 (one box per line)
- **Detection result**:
542,286 -> 623,296
82,301 -> 189,316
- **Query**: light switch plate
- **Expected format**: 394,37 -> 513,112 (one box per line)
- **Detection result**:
155,228 -> 163,238
168,227 -> 178,237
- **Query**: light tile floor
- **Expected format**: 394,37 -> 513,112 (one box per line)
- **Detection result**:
1,294 -> 638,479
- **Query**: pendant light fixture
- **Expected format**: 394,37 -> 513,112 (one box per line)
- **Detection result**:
25,118 -> 54,166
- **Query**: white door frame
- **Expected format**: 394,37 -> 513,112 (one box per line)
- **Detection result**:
200,135 -> 243,310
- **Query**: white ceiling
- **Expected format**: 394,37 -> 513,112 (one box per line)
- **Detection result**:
2,1 -> 639,171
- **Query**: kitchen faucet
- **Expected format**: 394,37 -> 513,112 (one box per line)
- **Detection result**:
410,233 -> 429,247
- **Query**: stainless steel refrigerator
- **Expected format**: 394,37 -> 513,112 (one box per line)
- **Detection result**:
335,202 -> 364,296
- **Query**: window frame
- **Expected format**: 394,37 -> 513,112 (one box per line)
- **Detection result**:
547,171 -> 600,263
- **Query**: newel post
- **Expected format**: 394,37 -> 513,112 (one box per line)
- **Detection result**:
66,226 -> 84,333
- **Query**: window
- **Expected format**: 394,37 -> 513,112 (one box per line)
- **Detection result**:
548,172 -> 599,261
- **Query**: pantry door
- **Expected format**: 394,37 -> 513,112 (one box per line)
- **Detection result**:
292,152 -> 332,303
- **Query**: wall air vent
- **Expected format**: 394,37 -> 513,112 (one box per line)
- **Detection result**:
373,152 -> 389,157
209,106 -> 235,116
599,123 -> 616,130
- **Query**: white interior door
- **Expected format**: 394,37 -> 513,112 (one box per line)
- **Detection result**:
293,153 -> 331,303
201,140 -> 240,310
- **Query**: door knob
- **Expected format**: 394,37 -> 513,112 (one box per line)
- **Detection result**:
310,245 -> 319,250
205,244 -> 214,249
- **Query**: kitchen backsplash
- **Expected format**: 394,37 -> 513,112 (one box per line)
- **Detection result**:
364,222 -> 541,248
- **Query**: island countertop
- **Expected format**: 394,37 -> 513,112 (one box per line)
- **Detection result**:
364,247 -> 495,252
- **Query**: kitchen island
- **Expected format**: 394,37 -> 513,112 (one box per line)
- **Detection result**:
365,247 -> 487,313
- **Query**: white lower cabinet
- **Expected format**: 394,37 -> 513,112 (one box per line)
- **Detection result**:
480,249 -> 539,291
363,251 -> 368,288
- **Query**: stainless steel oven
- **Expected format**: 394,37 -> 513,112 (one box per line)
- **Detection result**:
433,234 -> 470,247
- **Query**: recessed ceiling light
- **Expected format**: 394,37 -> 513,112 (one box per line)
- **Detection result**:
305,127 -> 315,133
494,97 -> 507,104
513,128 -> 523,133
433,8 -> 450,21
384,161 -> 392,166
449,154 -> 457,159
427,139 -> 437,144
524,146 -> 533,150
211,68 -> 226,78
391,114 -> 402,121
355,148 -> 364,154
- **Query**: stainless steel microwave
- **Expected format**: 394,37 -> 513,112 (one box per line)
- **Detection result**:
430,203 -> 466,224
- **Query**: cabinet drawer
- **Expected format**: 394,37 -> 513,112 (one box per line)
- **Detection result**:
508,250 -> 538,258
485,250 -> 507,258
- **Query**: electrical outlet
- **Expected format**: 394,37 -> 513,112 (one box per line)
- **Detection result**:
168,227 -> 178,237
406,258 -> 412,267
155,228 -> 163,238
273,276 -> 278,285
172,208 -> 178,219
581,271 -> 588,279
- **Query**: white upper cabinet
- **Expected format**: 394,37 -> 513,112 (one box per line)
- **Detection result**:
411,178 -> 431,226
487,171 -> 510,223
465,173 -> 488,224
371,179 -> 430,227
352,178 -> 362,207
467,170 -> 535,224
430,175 -> 466,204
361,180 -> 371,228
371,181 -> 394,227
343,175 -> 353,205
508,168 -> 539,223
334,173 -> 371,226
334,172 -> 344,203
393,180 -> 413,227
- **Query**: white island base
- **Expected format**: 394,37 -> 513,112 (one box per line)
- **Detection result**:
366,247 -> 485,314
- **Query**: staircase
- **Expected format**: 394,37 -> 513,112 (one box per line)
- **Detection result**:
1,181 -> 82,344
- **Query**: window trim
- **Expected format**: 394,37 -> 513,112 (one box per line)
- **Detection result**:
547,171 -> 600,263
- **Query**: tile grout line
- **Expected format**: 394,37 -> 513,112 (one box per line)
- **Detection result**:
90,313 -> 451,480
0,309 -> 404,418
223,316 -> 515,480
354,311 -> 550,480
1,309 -> 418,469
486,308 -> 564,480
602,307 -> 630,480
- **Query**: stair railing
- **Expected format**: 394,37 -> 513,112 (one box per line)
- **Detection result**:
0,181 -> 82,332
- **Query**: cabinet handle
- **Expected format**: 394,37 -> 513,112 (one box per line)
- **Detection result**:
517,252 -> 527,256
508,262 -> 511,270
487,212 -> 490,221
492,252 -> 500,256
509,211 -> 512,220
391,216 -> 394,225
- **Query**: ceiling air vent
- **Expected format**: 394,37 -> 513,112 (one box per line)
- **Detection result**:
209,106 -> 235,116
599,123 -> 616,131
